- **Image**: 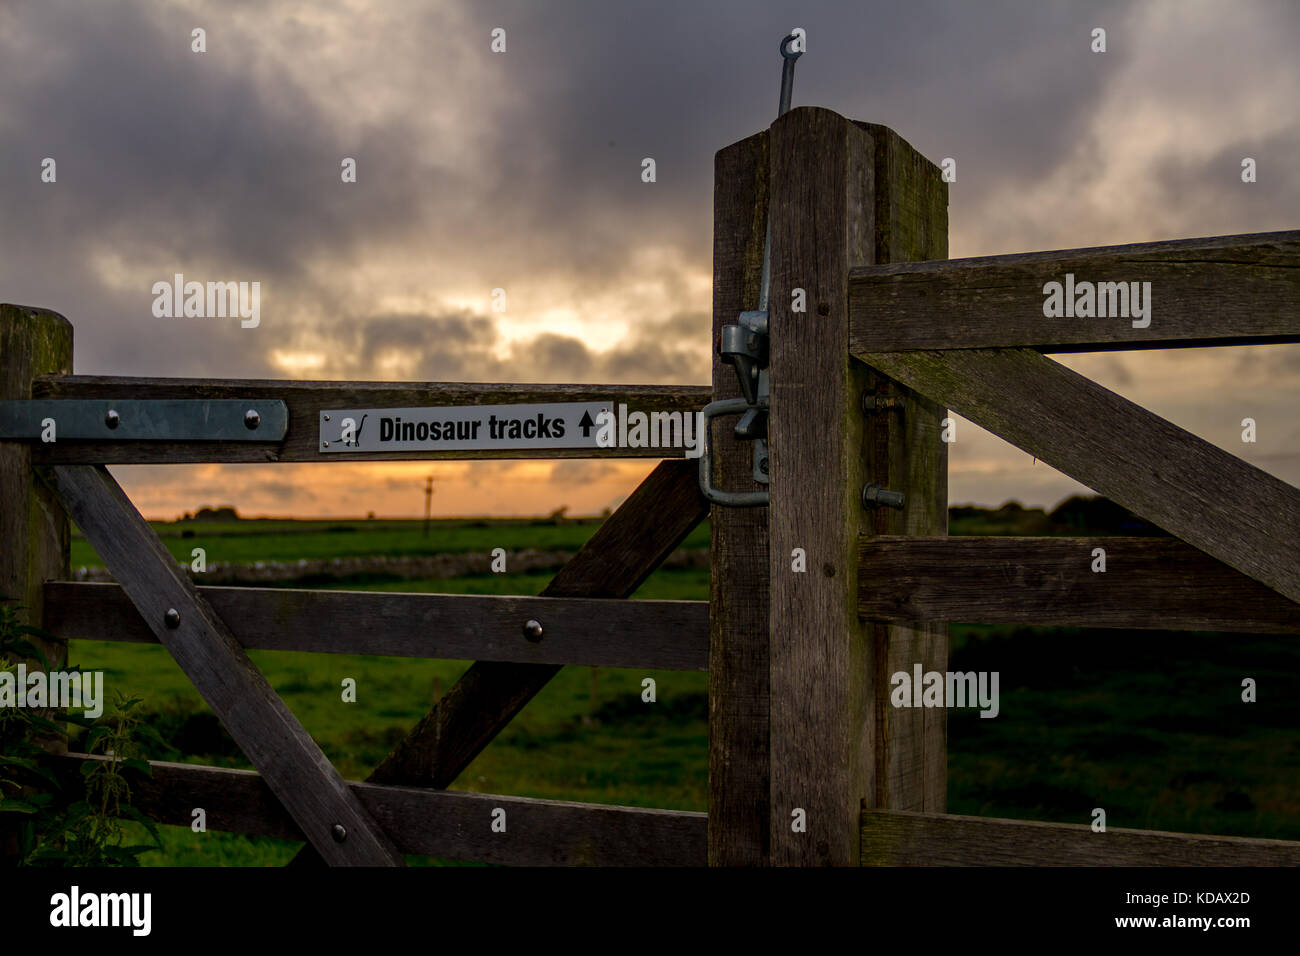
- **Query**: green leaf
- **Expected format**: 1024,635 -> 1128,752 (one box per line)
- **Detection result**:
30,847 -> 70,862
23,714 -> 70,737
121,758 -> 152,777
122,805 -> 162,845
0,799 -> 38,814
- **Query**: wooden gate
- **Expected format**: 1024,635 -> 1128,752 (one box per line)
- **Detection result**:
2,105 -> 1297,866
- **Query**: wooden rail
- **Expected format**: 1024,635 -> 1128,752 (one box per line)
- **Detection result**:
43,464 -> 405,864
30,376 -> 709,463
45,581 -> 709,669
859,536 -> 1300,632
849,230 -> 1300,352
856,348 -> 1300,605
50,754 -> 706,867
861,809 -> 1300,866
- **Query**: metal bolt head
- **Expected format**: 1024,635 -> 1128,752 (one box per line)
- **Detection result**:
105,409 -> 120,429
164,608 -> 181,629
323,414 -> 330,422
862,483 -> 905,510
331,824 -> 347,843
522,619 -> 544,642
244,409 -> 261,430
759,457 -> 769,475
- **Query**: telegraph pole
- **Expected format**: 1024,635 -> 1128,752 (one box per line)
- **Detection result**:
423,475 -> 434,536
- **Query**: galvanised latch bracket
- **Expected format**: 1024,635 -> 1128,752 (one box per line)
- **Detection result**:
700,33 -> 802,508
0,400 -> 289,441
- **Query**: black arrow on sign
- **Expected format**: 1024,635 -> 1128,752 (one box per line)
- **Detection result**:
578,410 -> 596,437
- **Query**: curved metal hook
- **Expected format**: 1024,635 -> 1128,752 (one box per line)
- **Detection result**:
777,35 -> 802,116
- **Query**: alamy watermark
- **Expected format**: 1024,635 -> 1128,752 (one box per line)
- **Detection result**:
1042,274 -> 1151,328
50,886 -> 151,936
593,405 -> 706,458
151,273 -> 260,328
0,665 -> 104,718
890,664 -> 999,719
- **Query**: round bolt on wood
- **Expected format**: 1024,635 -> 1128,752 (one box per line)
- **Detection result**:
164,608 -> 181,629
331,824 -> 347,843
862,483 -> 905,510
523,619 -> 544,642
244,409 -> 261,430
104,409 -> 120,429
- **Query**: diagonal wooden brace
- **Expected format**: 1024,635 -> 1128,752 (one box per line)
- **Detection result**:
43,464 -> 405,866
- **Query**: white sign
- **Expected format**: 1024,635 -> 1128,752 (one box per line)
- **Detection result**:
318,402 -> 611,453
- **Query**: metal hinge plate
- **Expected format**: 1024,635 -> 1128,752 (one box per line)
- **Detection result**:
0,400 -> 289,441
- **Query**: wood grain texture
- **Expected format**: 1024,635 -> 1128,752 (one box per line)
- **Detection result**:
0,304 -> 72,860
50,754 -> 706,866
0,305 -> 71,664
290,457 -> 708,866
42,465 -> 404,866
765,112 -> 948,865
861,809 -> 1300,866
854,122 -> 950,817
708,128 -> 772,866
849,229 -> 1300,352
856,347 -> 1300,605
766,108 -> 872,866
45,582 -> 709,669
30,377 -> 709,463
859,536 -> 1300,632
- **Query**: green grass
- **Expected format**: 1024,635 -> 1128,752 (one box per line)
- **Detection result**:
945,625 -> 1300,841
58,520 -> 1300,865
69,518 -> 712,569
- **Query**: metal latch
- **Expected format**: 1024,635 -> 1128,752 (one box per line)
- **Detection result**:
700,34 -> 802,508
0,400 -> 289,441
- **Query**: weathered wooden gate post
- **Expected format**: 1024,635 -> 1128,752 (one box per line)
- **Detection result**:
0,304 -> 73,859
709,111 -> 947,865
708,126 -> 772,866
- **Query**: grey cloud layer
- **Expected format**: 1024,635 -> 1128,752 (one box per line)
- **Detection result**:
3,0 -> 1297,510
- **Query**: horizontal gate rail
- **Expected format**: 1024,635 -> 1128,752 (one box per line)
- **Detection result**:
50,754 -> 706,867
45,581 -> 709,669
856,348 -> 1300,605
859,536 -> 1300,633
849,229 -> 1300,352
29,376 -> 710,463
862,809 -> 1300,866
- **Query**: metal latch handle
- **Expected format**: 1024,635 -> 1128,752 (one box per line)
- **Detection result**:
698,398 -> 770,507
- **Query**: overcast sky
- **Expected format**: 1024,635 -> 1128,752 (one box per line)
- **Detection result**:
2,0 -> 1297,518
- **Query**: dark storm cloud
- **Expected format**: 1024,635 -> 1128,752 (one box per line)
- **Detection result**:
453,0 -> 1139,279
0,0 -> 1154,383
0,0 -> 454,377
1148,129 -> 1300,237
4,1 -> 1299,518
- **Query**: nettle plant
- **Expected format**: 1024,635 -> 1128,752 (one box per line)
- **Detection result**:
0,598 -> 162,866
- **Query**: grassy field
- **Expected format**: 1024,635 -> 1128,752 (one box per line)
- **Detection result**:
70,517 -> 711,570
57,516 -> 1300,865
